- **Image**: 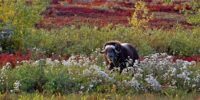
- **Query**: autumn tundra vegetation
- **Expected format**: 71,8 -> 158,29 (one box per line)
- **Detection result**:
1,0 -> 200,99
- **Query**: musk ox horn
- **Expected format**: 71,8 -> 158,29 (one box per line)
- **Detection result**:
100,50 -> 105,54
100,48 -> 106,54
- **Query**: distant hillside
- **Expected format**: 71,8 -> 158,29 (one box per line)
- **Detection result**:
37,0 -> 195,29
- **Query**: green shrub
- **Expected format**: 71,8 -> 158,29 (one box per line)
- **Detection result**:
43,66 -> 80,94
0,29 -> 18,53
168,28 -> 200,56
7,61 -> 47,93
21,25 -> 200,57
23,26 -> 152,56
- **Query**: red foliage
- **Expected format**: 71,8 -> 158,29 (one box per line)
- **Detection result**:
0,50 -> 32,68
37,0 -> 194,29
148,5 -> 175,12
147,4 -> 191,12
173,55 -> 200,62
51,0 -> 60,4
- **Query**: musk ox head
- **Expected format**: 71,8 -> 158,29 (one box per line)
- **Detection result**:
100,41 -> 122,64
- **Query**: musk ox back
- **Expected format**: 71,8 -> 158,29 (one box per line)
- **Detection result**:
100,41 -> 139,73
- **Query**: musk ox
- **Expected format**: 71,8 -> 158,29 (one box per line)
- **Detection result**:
100,41 -> 139,73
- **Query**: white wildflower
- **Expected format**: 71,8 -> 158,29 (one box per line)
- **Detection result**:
190,61 -> 196,65
54,59 -> 60,64
21,60 -> 30,64
83,69 -> 92,76
170,67 -> 177,76
62,60 -> 72,66
90,65 -> 101,72
145,75 -> 161,91
171,79 -> 177,85
121,68 -> 128,74
33,60 -> 40,66
134,72 -> 143,79
163,72 -> 169,80
13,80 -> 21,92
89,84 -> 94,88
129,77 -> 141,91
97,70 -> 114,82
5,62 -> 11,67
192,84 -> 196,88
79,91 -> 83,94
46,58 -> 54,65
2,63 -> 11,71
194,74 -> 200,83
151,53 -> 159,59
80,86 -> 84,90
177,70 -> 191,81
134,59 -> 139,66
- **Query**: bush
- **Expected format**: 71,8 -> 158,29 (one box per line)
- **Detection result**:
0,29 -> 17,53
43,66 -> 80,94
20,24 -> 200,57
7,61 -> 47,93
168,28 -> 200,56
0,0 -> 50,53
130,1 -> 151,28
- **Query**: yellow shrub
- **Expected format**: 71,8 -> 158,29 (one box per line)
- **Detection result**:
0,1 -> 16,24
0,0 -> 49,31
130,1 -> 152,28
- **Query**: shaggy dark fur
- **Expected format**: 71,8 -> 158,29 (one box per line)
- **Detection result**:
100,41 -> 139,73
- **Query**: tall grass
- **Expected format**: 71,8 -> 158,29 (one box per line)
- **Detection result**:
1,93 -> 200,100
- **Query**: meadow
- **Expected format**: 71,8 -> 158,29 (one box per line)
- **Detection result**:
0,0 -> 200,99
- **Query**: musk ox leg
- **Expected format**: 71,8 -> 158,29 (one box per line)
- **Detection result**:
119,63 -> 126,73
119,67 -> 123,73
108,63 -> 115,70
